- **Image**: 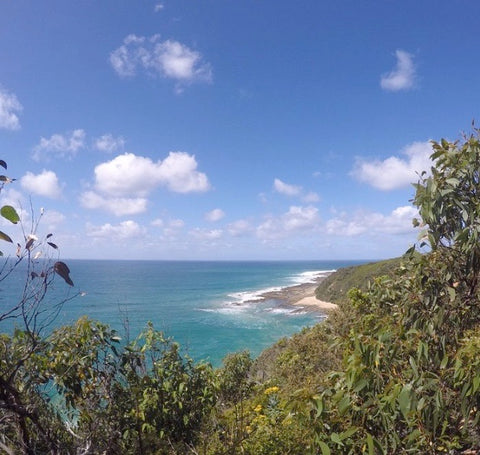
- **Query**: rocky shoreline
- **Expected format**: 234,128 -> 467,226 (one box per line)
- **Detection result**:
250,272 -> 338,314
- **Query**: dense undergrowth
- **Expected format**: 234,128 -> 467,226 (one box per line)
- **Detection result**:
3,130 -> 480,453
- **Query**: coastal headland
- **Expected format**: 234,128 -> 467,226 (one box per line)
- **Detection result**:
250,272 -> 338,313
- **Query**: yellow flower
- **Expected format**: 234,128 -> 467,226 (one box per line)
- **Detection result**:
264,386 -> 280,395
254,404 -> 263,413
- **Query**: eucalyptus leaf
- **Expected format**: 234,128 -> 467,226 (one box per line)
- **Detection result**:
0,231 -> 13,243
1,205 -> 20,224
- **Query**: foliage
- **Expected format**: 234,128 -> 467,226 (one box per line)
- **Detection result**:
1,318 -> 217,454
299,129 -> 480,454
251,322 -> 342,391
315,257 -> 402,304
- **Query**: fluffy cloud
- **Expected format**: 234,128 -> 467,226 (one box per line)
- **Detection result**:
20,170 -> 63,199
326,205 -> 418,237
32,129 -> 86,161
154,3 -> 164,12
380,50 -> 416,92
273,178 -> 301,196
92,152 -> 210,197
81,152 -> 209,216
94,134 -> 125,153
273,178 -> 319,202
0,87 -> 22,130
352,141 -> 432,190
157,152 -> 211,193
257,205 -> 320,240
205,208 -> 225,222
110,34 -> 212,91
80,191 -> 148,216
86,220 -> 145,241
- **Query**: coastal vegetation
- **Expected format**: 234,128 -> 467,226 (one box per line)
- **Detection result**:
2,128 -> 480,453
315,256 -> 402,304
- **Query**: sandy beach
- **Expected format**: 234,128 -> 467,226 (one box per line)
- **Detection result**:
252,273 -> 338,314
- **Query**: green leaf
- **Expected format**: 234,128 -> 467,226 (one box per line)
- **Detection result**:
330,433 -> 343,445
446,177 -> 460,186
1,205 -> 20,224
440,354 -> 449,369
338,395 -> 351,415
339,427 -> 358,440
318,441 -> 331,455
0,231 -> 13,243
366,433 -> 375,455
353,378 -> 368,393
398,385 -> 412,419
448,286 -> 456,302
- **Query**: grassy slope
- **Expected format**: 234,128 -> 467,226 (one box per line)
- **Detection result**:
315,257 -> 402,304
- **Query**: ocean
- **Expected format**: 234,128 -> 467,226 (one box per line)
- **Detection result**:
0,259 -> 364,366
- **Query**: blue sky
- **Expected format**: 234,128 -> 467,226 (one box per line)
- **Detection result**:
0,0 -> 478,260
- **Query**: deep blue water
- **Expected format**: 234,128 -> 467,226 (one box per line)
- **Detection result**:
0,260 -> 364,366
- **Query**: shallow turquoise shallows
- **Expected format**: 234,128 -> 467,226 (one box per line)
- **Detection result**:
0,260 -> 365,366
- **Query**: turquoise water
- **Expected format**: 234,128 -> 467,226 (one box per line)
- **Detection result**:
0,260 -> 364,366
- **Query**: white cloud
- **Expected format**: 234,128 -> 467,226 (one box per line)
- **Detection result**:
20,170 -> 63,199
86,220 -> 145,241
42,209 -> 66,230
32,129 -> 86,161
94,153 -> 161,197
81,150 -> 209,217
110,34 -> 212,90
92,152 -> 210,198
151,218 -> 164,227
257,205 -> 320,240
80,191 -> 148,216
151,217 -> 184,230
94,134 -> 125,153
169,218 -> 184,229
380,50 -> 416,92
273,178 -> 301,196
227,219 -> 252,237
352,141 -> 432,190
205,208 -> 225,222
190,228 -> 223,241
158,152 -> 211,192
326,205 -> 418,237
303,191 -> 320,203
273,178 -> 319,202
154,3 -> 164,12
0,87 -> 22,130
283,206 -> 319,231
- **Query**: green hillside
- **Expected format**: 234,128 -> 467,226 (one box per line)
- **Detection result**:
315,257 -> 403,304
